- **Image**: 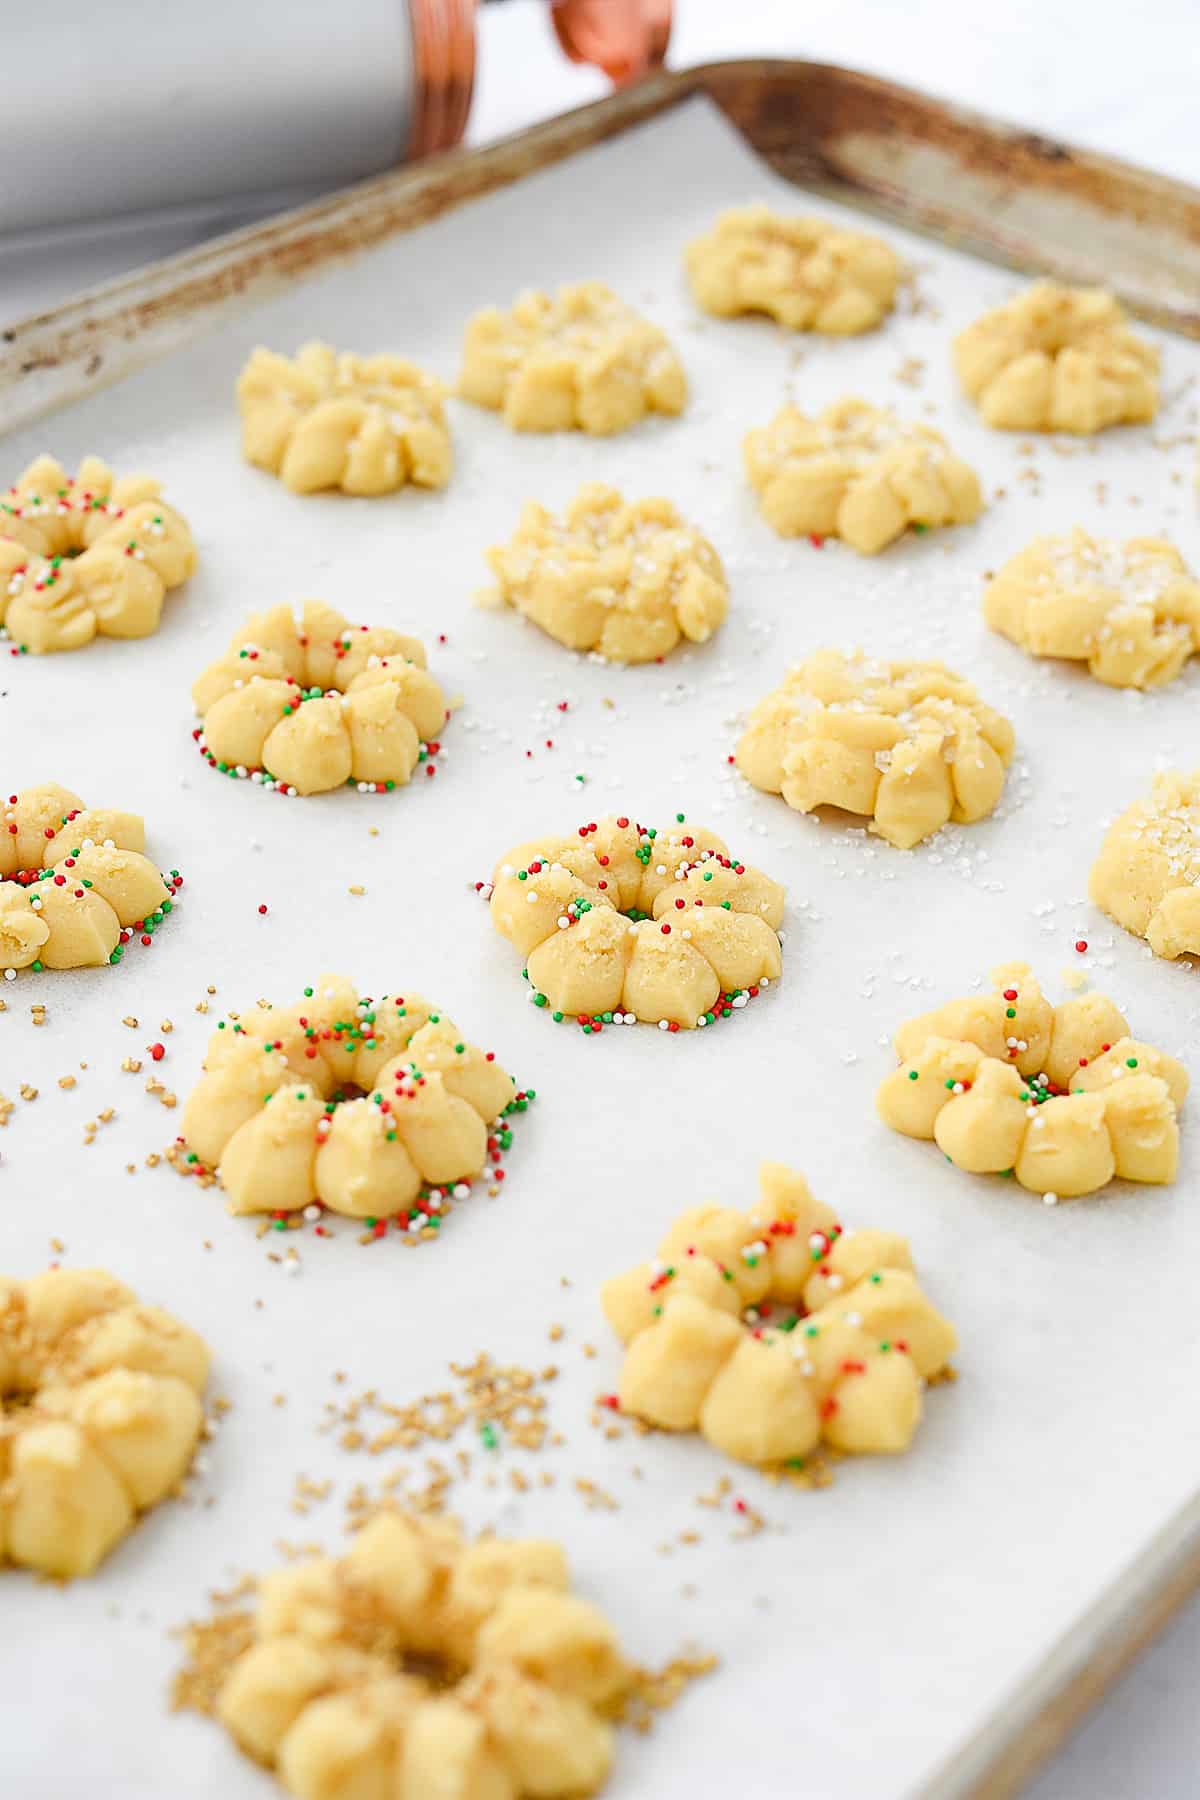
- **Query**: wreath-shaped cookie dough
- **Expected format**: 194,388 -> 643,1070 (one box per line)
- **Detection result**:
1,1267 -> 209,1578
985,531 -> 1200,690
953,282 -> 1159,432
743,399 -> 982,553
0,783 -> 180,977
1090,770 -> 1200,959
736,651 -> 1015,851
237,342 -> 451,495
686,206 -> 900,335
191,602 -> 449,796
483,483 -> 728,664
0,454 -> 195,654
877,962 -> 1189,1198
210,1510 -> 630,1799
458,283 -> 687,435
487,815 -> 784,1033
178,975 -> 528,1234
603,1162 -> 956,1467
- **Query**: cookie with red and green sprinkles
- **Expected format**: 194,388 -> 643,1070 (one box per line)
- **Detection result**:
877,960 -> 1189,1200
175,974 -> 532,1243
191,600 -> 449,797
601,1160 -> 956,1469
0,783 -> 180,979
484,813 -> 784,1033
1,452 -> 195,654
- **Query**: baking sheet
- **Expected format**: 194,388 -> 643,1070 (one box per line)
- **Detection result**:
2,95 -> 1199,1800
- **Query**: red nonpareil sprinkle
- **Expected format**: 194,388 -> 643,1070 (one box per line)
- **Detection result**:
258,903 -> 268,915
1075,940 -> 1088,953
600,1393 -> 620,1410
1003,988 -> 1018,1002
809,534 -> 825,548
149,1043 -> 166,1062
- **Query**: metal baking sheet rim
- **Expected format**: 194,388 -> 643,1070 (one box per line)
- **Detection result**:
4,55 -> 1200,438
3,61 -> 1200,1799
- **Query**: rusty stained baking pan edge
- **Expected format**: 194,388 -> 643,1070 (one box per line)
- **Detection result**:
3,56 -> 1200,435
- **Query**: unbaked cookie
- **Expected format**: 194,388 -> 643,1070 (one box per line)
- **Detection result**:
237,342 -> 452,494
487,814 -> 783,1033
953,282 -> 1159,432
483,483 -> 728,663
743,398 -> 982,552
0,783 -> 179,978
1,1267 -> 209,1578
200,1510 -> 631,1799
178,975 -> 525,1233
686,205 -> 900,334
192,601 -> 448,796
985,531 -> 1200,689
1090,770 -> 1200,959
603,1161 -> 955,1467
0,454 -> 195,654
458,283 -> 687,434
877,961 -> 1188,1198
736,650 -> 1015,850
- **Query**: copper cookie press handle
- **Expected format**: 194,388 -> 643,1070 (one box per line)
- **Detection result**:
410,0 -> 673,156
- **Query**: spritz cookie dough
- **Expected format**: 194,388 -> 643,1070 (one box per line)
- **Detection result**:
0,454 -> 195,654
686,205 -> 900,335
743,399 -> 982,553
237,342 -> 452,495
484,484 -> 728,663
736,651 -> 1015,851
0,783 -> 179,977
1090,771 -> 1200,960
877,962 -> 1189,1198
985,531 -> 1200,690
458,283 -> 688,435
1,1267 -> 209,1578
953,282 -> 1159,432
192,601 -> 448,796
204,1510 -> 632,1799
488,814 -> 784,1034
178,975 -> 527,1233
603,1161 -> 956,1467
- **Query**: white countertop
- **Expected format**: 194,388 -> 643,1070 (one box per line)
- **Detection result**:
5,3 -> 1200,1794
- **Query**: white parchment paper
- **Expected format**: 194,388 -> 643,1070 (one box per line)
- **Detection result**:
2,98 -> 1199,1799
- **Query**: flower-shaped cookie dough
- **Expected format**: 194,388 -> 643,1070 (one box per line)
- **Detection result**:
686,206 -> 900,335
0,454 -> 195,654
0,783 -> 179,977
484,483 -> 728,664
178,975 -> 527,1234
953,282 -> 1159,432
458,283 -> 687,435
603,1161 -> 956,1468
877,962 -> 1189,1199
488,814 -> 784,1034
1,1267 -> 209,1578
192,601 -> 449,796
736,651 -> 1015,851
743,399 -> 982,553
1090,770 -> 1200,960
206,1510 -> 631,1799
237,341 -> 452,495
985,531 -> 1200,690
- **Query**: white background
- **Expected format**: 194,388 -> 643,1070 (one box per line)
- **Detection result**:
4,3 -> 1200,1796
